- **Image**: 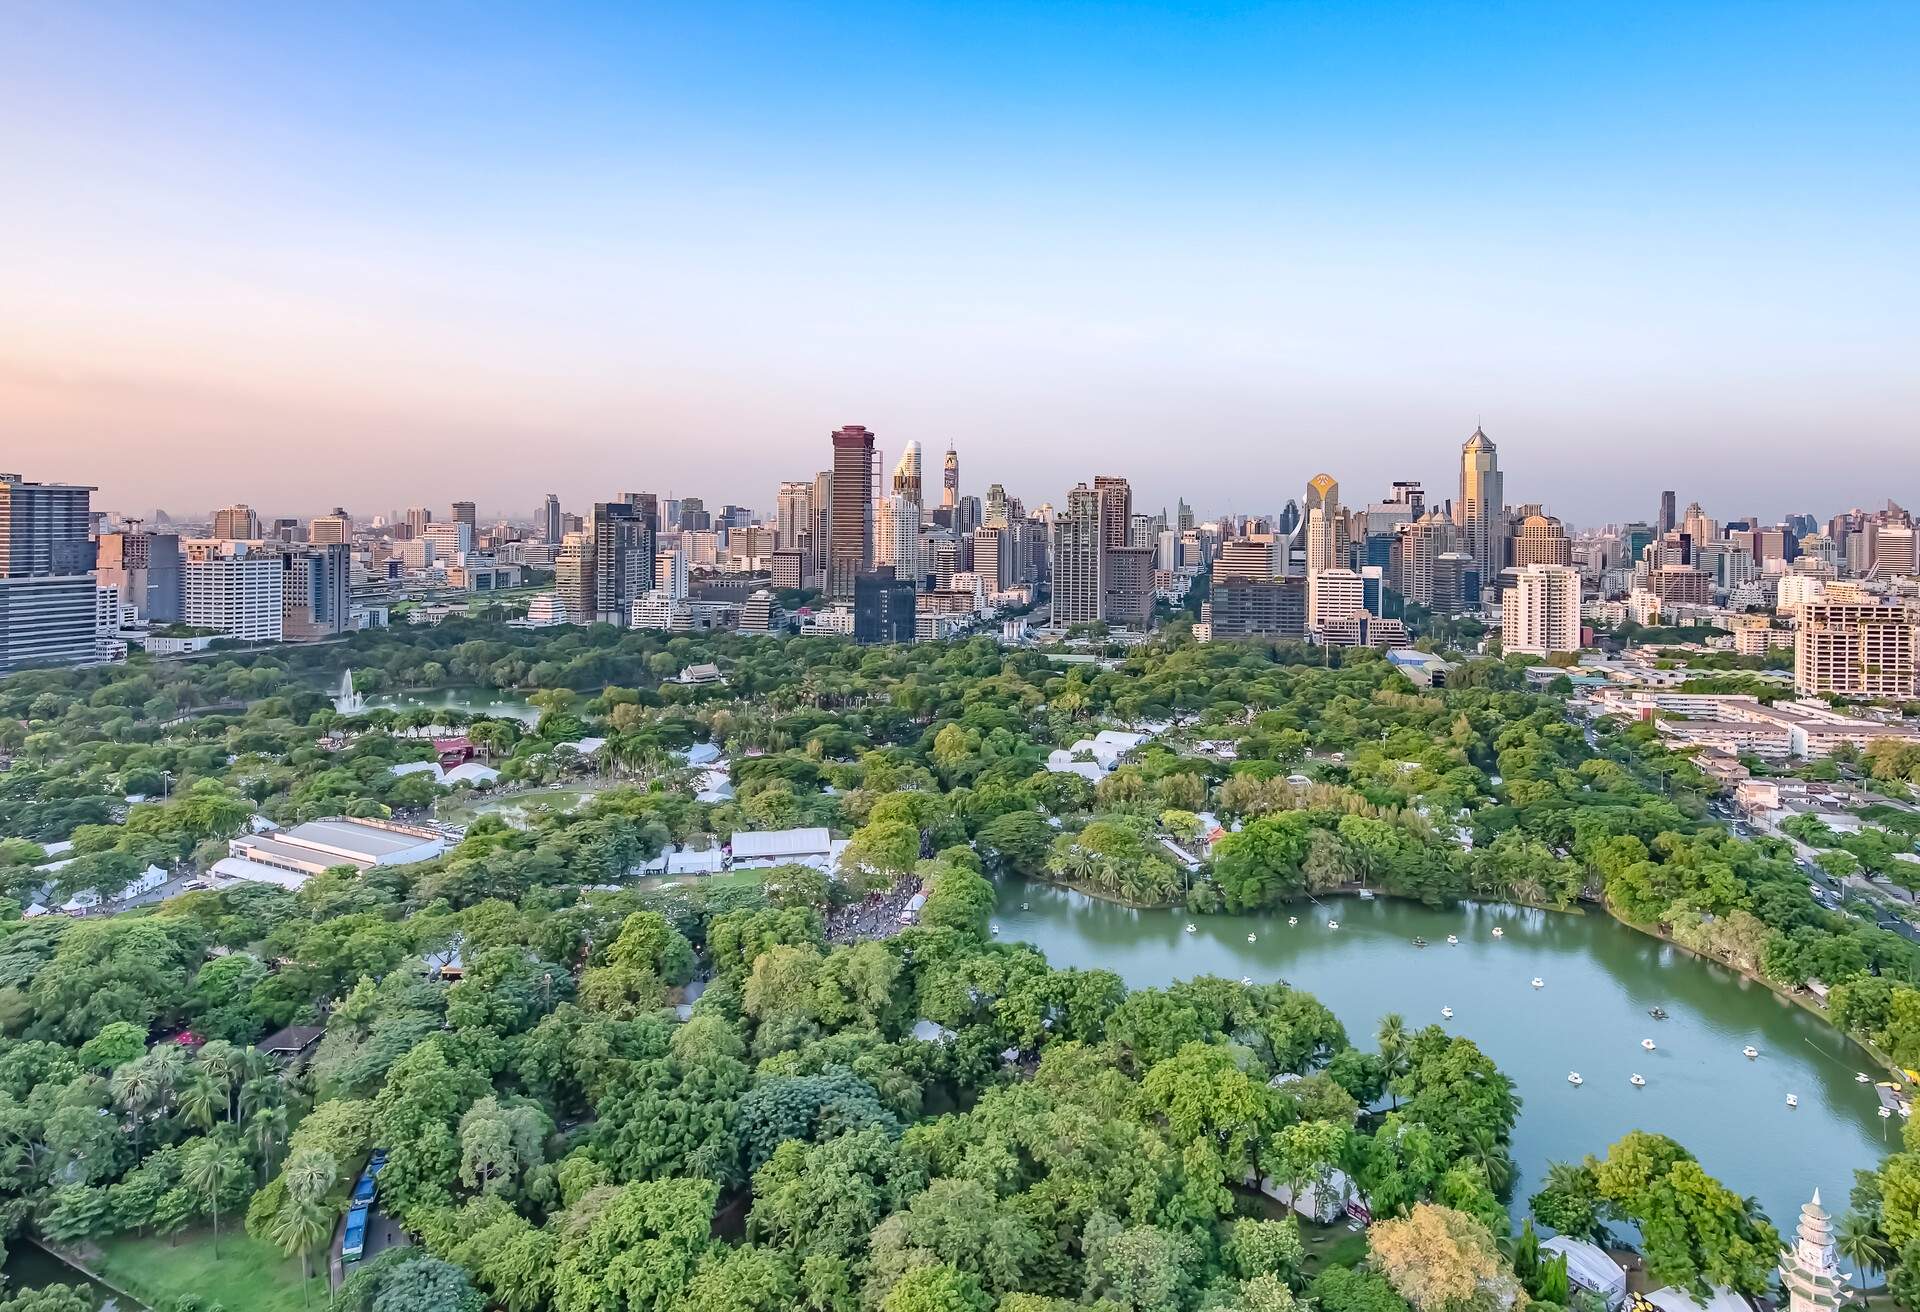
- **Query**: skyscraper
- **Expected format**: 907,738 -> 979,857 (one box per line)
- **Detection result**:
308,508 -> 353,546
0,473 -> 99,672
1456,427 -> 1504,592
1303,472 -> 1343,626
1657,489 -> 1678,537
591,501 -> 654,625
451,501 -> 477,530
1502,564 -> 1582,656
829,425 -> 876,601
542,494 -> 563,544
812,469 -> 834,588
891,440 -> 924,503
212,504 -> 262,541
877,445 -> 925,584
1052,483 -> 1101,626
404,507 -> 432,539
942,446 -> 959,509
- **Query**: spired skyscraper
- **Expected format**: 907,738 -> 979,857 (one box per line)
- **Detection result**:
1455,427 -> 1505,591
828,425 -> 877,601
942,446 -> 959,509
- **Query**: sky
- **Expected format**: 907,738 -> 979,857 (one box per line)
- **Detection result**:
2,2 -> 1916,526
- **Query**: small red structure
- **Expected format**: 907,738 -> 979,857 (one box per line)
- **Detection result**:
434,737 -> 475,767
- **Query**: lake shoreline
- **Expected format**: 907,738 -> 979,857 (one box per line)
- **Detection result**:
1028,874 -> 1897,1081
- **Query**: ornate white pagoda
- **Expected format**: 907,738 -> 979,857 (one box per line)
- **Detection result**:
1780,1189 -> 1845,1312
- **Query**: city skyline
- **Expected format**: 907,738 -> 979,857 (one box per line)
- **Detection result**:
5,3 -> 1916,519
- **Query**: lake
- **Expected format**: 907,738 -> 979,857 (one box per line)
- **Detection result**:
0,1243 -> 129,1308
992,880 -> 1887,1232
361,687 -> 541,725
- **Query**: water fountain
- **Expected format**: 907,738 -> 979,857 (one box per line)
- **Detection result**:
334,669 -> 367,714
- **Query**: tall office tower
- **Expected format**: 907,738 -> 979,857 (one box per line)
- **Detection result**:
1215,534 -> 1278,581
655,549 -> 688,601
1682,501 -> 1715,547
1176,499 -> 1194,534
678,497 -> 710,532
875,494 -> 923,582
1657,490 -> 1677,537
1093,476 -> 1132,551
891,441 -> 924,504
0,473 -> 99,672
1874,525 -> 1918,576
1309,568 -> 1367,632
211,504 -> 262,541
96,529 -> 183,623
555,532 -> 593,622
1393,511 -> 1458,607
1796,601 -> 1920,698
973,525 -> 1007,592
1129,513 -> 1154,549
182,539 -> 285,642
1388,480 -> 1426,516
404,507 -> 432,539
282,543 -> 353,639
1207,576 -> 1307,638
269,518 -> 302,543
1455,427 -> 1504,590
810,471 -> 834,587
1104,546 -> 1155,628
776,481 -> 813,550
942,446 -> 959,508
542,494 -> 563,544
957,495 -> 982,534
828,426 -> 876,601
854,567 -> 917,644
591,502 -> 654,625
1512,513 -> 1573,567
451,501 -> 477,530
308,508 -> 352,546
425,520 -> 474,560
1303,473 -> 1346,626
1502,564 -> 1582,656
0,474 -> 94,577
619,492 -> 660,533
985,483 -> 1009,528
1052,483 -> 1102,626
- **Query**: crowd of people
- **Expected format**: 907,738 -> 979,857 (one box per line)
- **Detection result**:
824,879 -> 925,945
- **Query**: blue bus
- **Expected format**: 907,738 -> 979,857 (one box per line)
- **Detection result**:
342,1204 -> 369,1263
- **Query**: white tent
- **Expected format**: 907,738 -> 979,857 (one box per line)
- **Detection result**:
1645,1287 -> 1750,1312
1541,1237 -> 1627,1312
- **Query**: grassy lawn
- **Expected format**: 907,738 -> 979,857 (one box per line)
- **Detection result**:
632,868 -> 767,895
77,1225 -> 323,1312
1298,1220 -> 1370,1277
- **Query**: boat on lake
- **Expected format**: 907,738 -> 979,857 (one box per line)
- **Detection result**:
1568,1072 -> 1583,1086
1531,977 -> 1545,989
1631,1073 -> 1646,1087
1642,1038 -> 1657,1051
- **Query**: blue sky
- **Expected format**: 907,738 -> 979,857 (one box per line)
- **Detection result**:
2,2 -> 1915,522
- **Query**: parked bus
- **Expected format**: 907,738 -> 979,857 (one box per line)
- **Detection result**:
342,1204 -> 369,1263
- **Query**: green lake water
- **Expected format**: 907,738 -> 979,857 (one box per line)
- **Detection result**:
362,687 -> 540,725
993,880 -> 1887,1231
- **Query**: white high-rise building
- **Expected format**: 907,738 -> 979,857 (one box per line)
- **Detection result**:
183,540 -> 284,643
655,549 -> 688,601
1309,567 -> 1366,632
424,521 -> 473,562
1501,564 -> 1581,656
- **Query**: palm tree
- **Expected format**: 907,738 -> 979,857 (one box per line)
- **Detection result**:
1464,1126 -> 1515,1195
182,1137 -> 243,1257
269,1195 -> 333,1298
247,1103 -> 289,1184
1837,1211 -> 1892,1305
196,1040 -> 242,1124
1376,1013 -> 1409,1109
282,1146 -> 338,1206
177,1070 -> 221,1133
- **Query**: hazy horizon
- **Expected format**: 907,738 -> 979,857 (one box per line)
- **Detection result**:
5,3 -> 1916,524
